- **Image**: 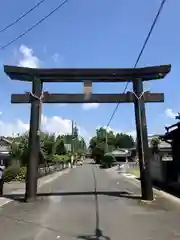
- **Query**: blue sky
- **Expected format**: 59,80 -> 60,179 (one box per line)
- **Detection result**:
0,0 -> 179,140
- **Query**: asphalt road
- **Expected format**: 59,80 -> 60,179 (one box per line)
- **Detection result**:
1,159 -> 180,240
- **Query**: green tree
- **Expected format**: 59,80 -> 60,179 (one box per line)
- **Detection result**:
9,133 -> 29,166
56,140 -> 66,155
9,131 -> 87,167
40,133 -> 56,161
89,127 -> 135,163
89,130 -> 106,163
73,126 -> 78,139
150,137 -> 160,153
115,133 -> 135,149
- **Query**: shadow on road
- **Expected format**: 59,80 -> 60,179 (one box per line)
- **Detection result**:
2,191 -> 141,202
77,230 -> 111,240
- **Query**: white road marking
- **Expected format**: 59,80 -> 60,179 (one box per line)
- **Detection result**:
0,198 -> 12,207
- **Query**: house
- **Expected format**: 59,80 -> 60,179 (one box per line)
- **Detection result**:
105,148 -> 136,162
148,134 -> 172,161
160,122 -> 180,183
0,137 -> 12,164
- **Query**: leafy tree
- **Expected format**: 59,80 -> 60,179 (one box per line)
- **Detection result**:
9,130 -> 87,167
115,133 -> 135,149
89,127 -> 135,163
56,140 -> 66,155
40,133 -> 56,161
150,137 -> 160,153
9,133 -> 29,166
73,126 -> 78,139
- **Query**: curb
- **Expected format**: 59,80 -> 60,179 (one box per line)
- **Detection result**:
0,168 -> 70,207
123,173 -> 180,205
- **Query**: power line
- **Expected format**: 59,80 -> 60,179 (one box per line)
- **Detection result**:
0,0 -> 68,50
0,0 -> 46,34
106,0 -> 167,128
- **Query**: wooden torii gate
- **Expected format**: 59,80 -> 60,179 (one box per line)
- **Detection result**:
4,64 -> 171,201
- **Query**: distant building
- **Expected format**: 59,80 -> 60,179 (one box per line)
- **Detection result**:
148,134 -> 172,161
0,137 -> 12,164
133,134 -> 172,161
160,122 -> 180,183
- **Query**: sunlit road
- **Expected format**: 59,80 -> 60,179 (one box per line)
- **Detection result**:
1,159 -> 180,240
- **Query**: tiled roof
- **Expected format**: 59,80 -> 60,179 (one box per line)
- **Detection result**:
148,135 -> 171,149
0,137 -> 12,144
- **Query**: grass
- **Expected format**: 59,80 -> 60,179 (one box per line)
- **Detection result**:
127,168 -> 140,178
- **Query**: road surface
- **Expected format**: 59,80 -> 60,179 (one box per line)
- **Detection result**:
1,159 -> 180,240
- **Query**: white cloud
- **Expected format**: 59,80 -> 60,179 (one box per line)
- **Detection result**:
18,45 -> 40,68
77,126 -> 91,144
165,108 -> 177,119
0,115 -> 89,142
0,119 -> 29,137
52,53 -> 59,63
99,126 -> 119,134
0,112 -> 2,115
82,103 -> 100,110
41,115 -> 72,135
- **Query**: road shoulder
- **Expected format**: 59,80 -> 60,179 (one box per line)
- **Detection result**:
0,168 -> 70,207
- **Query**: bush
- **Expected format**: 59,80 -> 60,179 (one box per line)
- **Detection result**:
4,165 -> 21,182
15,167 -> 27,181
100,155 -> 115,169
92,147 -> 104,164
4,165 -> 27,182
52,154 -> 70,163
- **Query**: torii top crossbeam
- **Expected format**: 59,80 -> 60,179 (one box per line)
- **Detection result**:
4,65 -> 171,82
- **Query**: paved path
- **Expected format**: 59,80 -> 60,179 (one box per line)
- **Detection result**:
1,160 -> 180,239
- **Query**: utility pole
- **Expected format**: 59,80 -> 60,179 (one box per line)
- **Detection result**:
105,128 -> 108,153
71,120 -> 74,156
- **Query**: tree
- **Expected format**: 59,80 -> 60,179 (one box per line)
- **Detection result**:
9,131 -> 87,167
9,133 -> 29,166
79,138 -> 87,151
56,140 -> 66,155
56,133 -> 87,155
150,137 -> 160,153
73,126 -> 78,139
115,133 -> 135,149
40,133 -> 56,161
89,127 -> 135,163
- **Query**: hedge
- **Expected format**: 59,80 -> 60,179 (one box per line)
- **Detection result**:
100,155 -> 116,169
52,154 -> 70,163
4,165 -> 26,182
3,155 -> 70,182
